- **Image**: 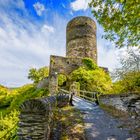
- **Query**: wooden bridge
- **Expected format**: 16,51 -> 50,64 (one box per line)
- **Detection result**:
59,88 -> 99,102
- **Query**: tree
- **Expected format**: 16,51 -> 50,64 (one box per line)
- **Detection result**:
112,48 -> 140,80
69,62 -> 112,94
28,67 -> 49,84
89,0 -> 140,48
112,71 -> 140,93
111,48 -> 140,93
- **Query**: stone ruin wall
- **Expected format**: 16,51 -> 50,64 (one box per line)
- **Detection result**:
49,55 -> 83,75
18,94 -> 69,140
49,55 -> 83,95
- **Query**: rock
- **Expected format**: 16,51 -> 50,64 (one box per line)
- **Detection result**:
37,77 -> 49,89
131,116 -> 135,119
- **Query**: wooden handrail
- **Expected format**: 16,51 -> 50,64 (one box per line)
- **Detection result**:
59,89 -> 70,94
59,88 -> 99,102
79,90 -> 97,94
79,94 -> 96,101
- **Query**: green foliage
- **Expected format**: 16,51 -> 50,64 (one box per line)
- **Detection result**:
111,81 -> 124,94
89,0 -> 140,48
28,66 -> 49,83
58,74 -> 67,86
82,58 -> 98,70
70,66 -> 112,94
112,71 -> 140,93
0,84 -> 49,139
0,86 -> 18,108
111,48 -> 140,93
10,84 -> 49,110
0,110 -> 19,140
0,85 -> 8,95
70,59 -> 112,94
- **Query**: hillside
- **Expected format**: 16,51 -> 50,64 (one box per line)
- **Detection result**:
0,84 -> 49,140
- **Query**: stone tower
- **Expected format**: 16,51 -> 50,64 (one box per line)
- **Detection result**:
48,16 -> 103,95
66,16 -> 97,64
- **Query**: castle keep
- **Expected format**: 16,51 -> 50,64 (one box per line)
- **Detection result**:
49,16 -> 102,94
66,16 -> 97,63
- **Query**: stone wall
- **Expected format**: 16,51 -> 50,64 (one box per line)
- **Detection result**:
99,93 -> 140,137
37,77 -> 49,89
99,93 -> 140,118
18,94 -> 69,140
66,16 -> 97,64
49,55 -> 83,95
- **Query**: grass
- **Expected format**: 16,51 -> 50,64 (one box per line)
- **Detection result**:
56,106 -> 85,140
100,103 -> 128,118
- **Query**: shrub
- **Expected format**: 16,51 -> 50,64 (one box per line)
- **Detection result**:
10,84 -> 49,110
28,67 -> 49,84
58,74 -> 67,86
70,66 -> 112,94
112,71 -> 140,93
82,58 -> 98,70
0,110 -> 19,140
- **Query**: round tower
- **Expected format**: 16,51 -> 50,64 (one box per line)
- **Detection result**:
66,16 -> 97,64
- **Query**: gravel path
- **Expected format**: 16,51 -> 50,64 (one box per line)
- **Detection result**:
73,96 -> 137,140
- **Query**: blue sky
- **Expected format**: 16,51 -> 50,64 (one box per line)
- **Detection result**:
0,0 -> 121,87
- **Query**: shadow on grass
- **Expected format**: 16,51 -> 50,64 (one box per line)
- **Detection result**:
53,106 -> 85,140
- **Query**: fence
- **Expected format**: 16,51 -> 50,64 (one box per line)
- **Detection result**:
78,90 -> 99,102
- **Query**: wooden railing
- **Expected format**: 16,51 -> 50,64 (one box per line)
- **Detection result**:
59,88 -> 99,102
78,90 -> 98,102
59,88 -> 70,94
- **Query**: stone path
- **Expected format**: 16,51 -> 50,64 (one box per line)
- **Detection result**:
73,96 -> 137,140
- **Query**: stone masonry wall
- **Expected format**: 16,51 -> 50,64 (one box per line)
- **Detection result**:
18,94 -> 69,140
49,55 -> 108,95
66,16 -> 97,64
99,93 -> 140,118
99,93 -> 140,137
49,55 -> 83,94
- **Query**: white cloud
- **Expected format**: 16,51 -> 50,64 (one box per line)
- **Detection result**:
98,41 -> 120,72
33,2 -> 45,16
42,25 -> 54,33
0,0 -> 25,9
0,2 -> 66,87
70,0 -> 91,11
